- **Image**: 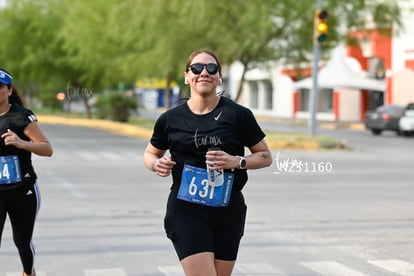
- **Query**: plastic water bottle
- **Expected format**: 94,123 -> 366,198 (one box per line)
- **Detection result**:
207,147 -> 224,187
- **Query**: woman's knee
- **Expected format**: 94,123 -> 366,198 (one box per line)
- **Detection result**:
181,252 -> 216,276
215,259 -> 236,276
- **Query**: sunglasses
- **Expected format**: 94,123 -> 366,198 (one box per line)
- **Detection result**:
188,63 -> 219,75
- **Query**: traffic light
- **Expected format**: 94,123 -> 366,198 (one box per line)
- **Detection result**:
314,9 -> 328,45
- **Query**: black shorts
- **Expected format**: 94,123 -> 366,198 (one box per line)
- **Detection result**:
164,189 -> 247,261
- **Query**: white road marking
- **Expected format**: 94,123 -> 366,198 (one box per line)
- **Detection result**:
7,272 -> 46,276
84,267 -> 127,276
235,262 -> 288,275
302,261 -> 369,276
368,259 -> 414,275
158,265 -> 183,275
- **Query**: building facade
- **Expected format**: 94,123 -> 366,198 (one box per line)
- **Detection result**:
227,4 -> 414,122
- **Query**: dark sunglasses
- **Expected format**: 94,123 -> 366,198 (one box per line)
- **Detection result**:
188,63 -> 219,75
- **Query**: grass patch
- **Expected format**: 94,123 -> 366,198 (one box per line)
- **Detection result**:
265,131 -> 337,143
32,107 -> 90,118
128,116 -> 156,129
265,131 -> 347,149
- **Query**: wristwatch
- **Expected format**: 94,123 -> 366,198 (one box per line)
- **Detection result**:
239,156 -> 246,169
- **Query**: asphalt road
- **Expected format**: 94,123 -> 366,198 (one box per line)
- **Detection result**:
0,123 -> 413,276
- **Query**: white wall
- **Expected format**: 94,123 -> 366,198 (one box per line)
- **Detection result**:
228,61 -> 294,118
339,89 -> 361,121
392,0 -> 414,71
392,70 -> 414,104
273,71 -> 294,118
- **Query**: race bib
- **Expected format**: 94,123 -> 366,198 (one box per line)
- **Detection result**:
0,155 -> 22,185
177,164 -> 234,207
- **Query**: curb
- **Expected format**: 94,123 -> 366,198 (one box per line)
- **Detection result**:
38,115 -> 347,150
256,115 -> 364,131
37,115 -> 152,139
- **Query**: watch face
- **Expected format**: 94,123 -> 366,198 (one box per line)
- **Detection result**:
240,158 -> 246,168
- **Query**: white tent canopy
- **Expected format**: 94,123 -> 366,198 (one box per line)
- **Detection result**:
293,54 -> 386,91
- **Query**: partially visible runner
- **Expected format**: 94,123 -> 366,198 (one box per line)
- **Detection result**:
143,49 -> 272,276
0,68 -> 53,276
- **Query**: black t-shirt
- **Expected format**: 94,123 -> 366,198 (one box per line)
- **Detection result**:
0,103 -> 37,191
150,96 -> 265,191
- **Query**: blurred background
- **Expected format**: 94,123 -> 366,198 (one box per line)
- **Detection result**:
0,0 -> 413,125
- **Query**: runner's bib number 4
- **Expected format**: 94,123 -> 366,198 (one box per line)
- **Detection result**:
0,155 -> 22,185
178,164 -> 234,207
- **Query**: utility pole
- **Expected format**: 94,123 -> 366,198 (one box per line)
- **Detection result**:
308,0 -> 327,135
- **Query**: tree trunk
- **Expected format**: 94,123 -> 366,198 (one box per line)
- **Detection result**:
82,94 -> 92,119
234,62 -> 248,103
165,71 -> 175,109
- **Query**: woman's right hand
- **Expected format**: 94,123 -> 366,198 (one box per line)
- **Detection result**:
153,156 -> 176,177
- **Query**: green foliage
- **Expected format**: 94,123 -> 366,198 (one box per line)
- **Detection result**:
0,0 -> 67,93
94,92 -> 138,122
0,0 -> 410,106
36,91 -> 64,112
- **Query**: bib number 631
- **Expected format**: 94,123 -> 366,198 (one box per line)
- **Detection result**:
188,177 -> 215,200
177,164 -> 233,207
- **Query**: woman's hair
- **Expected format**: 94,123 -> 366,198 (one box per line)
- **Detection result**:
9,86 -> 24,106
185,49 -> 222,75
0,68 -> 24,106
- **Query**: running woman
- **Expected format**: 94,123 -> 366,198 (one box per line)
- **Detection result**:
143,49 -> 272,276
0,68 -> 53,276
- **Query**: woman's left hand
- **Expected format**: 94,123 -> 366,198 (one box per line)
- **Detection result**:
205,150 -> 238,170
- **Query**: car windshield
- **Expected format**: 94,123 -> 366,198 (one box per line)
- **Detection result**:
377,105 -> 404,116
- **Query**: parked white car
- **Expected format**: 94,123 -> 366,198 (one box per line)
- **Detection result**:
399,103 -> 414,136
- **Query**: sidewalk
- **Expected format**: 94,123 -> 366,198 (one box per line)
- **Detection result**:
37,115 -> 153,139
255,115 -> 364,131
37,109 -> 357,150
139,108 -> 365,131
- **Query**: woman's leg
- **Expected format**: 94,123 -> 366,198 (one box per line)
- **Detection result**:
211,192 -> 246,276
180,252 -> 236,276
0,196 -> 7,246
215,259 -> 236,276
181,252 -> 216,276
8,183 -> 40,275
23,270 -> 36,276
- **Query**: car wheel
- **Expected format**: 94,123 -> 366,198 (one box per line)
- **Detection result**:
371,129 -> 382,135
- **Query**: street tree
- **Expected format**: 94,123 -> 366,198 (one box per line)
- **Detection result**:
0,0 -> 410,113
0,0 -> 66,104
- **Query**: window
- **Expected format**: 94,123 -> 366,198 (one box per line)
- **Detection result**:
248,81 -> 259,109
319,89 -> 333,112
367,57 -> 385,80
264,80 -> 273,110
299,89 -> 310,111
298,88 -> 333,113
